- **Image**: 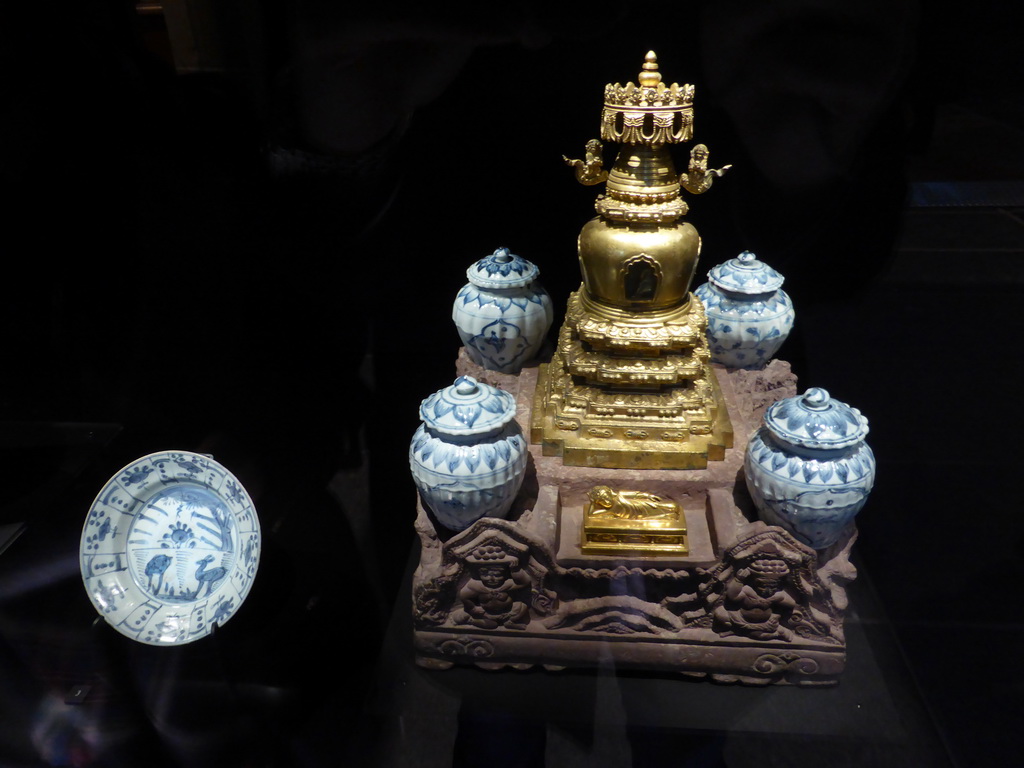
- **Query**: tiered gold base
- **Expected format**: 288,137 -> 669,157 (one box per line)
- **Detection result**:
531,365 -> 733,468
530,290 -> 733,469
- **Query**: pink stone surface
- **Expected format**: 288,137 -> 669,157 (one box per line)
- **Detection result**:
435,353 -> 799,558
411,356 -> 852,684
454,345 -> 551,394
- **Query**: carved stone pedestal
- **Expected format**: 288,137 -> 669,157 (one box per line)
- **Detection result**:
412,352 -> 858,686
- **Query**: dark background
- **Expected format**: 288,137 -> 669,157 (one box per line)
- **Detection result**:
1,1 -> 1022,766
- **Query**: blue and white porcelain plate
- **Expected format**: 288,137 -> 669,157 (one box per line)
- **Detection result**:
80,451 -> 261,646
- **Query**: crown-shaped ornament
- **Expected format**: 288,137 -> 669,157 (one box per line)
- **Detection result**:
601,51 -> 695,147
564,51 -> 729,224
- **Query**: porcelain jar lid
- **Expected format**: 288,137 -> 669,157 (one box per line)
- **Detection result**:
764,388 -> 869,450
708,250 -> 784,294
419,376 -> 518,436
466,247 -> 540,290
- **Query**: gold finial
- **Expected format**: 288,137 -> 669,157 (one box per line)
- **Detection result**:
638,51 -> 661,87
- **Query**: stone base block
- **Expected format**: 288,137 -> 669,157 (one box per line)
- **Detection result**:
413,354 -> 856,686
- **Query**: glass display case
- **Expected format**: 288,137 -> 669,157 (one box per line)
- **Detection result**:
1,4 -> 1021,767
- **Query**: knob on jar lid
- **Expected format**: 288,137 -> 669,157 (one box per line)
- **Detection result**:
466,247 -> 540,290
419,375 -> 518,436
763,387 -> 869,450
708,250 -> 785,294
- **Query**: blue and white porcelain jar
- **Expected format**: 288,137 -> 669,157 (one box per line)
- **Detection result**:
453,247 -> 554,374
694,250 -> 794,369
745,388 -> 875,549
409,375 -> 529,532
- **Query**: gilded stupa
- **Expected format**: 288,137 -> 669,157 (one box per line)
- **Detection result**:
532,52 -> 733,469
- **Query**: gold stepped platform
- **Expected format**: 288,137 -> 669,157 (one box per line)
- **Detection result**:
532,289 -> 732,469
568,290 -> 707,352
531,361 -> 733,469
